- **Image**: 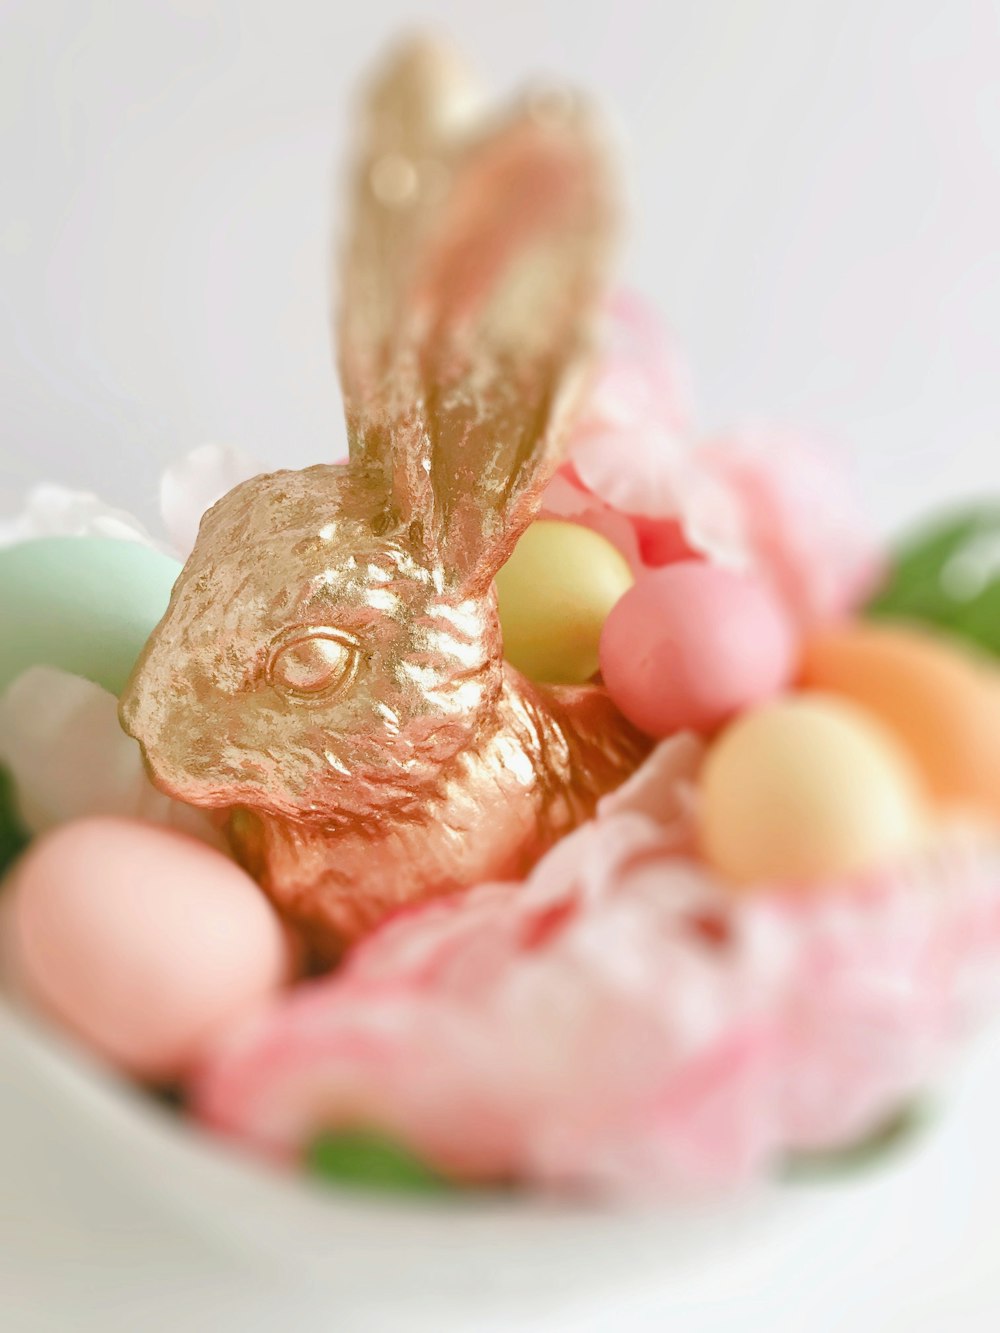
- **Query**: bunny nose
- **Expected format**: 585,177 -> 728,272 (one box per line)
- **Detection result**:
118,682 -> 161,776
118,662 -> 166,760
118,682 -> 192,800
117,677 -> 143,740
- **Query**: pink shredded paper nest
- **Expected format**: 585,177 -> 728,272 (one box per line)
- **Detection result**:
192,727 -> 1000,1196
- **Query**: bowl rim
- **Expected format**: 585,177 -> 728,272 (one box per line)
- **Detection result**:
0,992 -> 804,1281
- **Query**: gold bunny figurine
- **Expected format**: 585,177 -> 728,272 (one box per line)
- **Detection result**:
120,40 -> 649,957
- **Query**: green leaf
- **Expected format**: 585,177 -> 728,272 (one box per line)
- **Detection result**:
0,765 -> 29,880
306,1129 -> 455,1194
782,1101 -> 932,1181
866,507 -> 1000,657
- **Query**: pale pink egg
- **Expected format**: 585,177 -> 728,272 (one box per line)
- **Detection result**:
599,563 -> 798,736
1,817 -> 294,1081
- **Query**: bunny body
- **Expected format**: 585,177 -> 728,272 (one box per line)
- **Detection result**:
231,670 -> 646,952
120,41 -> 649,954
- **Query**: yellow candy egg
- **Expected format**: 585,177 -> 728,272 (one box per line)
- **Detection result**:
698,694 -> 926,886
495,520 -> 633,684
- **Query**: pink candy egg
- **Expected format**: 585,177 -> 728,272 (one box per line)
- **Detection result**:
1,817 -> 294,1081
599,562 -> 797,736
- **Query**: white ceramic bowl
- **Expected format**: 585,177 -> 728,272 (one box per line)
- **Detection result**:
5,995 -> 1000,1330
0,998 -> 797,1321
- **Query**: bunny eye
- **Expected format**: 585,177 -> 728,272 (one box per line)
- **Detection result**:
267,630 -> 359,697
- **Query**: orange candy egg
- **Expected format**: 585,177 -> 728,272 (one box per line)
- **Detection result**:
800,623 -> 1000,822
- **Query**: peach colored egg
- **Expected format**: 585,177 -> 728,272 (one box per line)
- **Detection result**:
800,623 -> 1000,822
698,694 -> 926,886
1,817 -> 294,1081
599,563 -> 797,736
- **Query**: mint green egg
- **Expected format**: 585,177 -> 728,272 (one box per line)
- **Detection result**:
0,537 -> 181,696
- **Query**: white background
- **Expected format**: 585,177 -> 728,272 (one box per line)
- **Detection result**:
1,1 -> 999,1328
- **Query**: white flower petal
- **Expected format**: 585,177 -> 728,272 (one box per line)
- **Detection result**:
0,666 -> 226,850
0,485 -> 155,549
160,443 -> 265,556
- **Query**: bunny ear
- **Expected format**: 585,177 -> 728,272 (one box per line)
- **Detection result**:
338,38 -> 482,513
338,42 -> 615,588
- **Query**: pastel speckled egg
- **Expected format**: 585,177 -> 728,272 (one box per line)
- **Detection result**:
0,537 -> 180,695
1,817 -> 294,1080
698,694 -> 926,886
599,563 -> 798,736
495,520 -> 634,684
801,623 -> 1000,822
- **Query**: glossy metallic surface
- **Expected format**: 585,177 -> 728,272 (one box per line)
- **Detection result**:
120,39 -> 647,956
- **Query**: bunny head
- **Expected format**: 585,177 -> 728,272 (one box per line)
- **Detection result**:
120,39 -> 615,830
119,461 -> 505,822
